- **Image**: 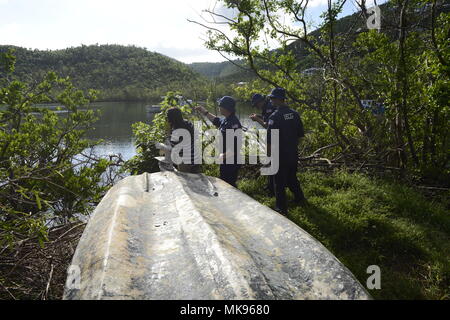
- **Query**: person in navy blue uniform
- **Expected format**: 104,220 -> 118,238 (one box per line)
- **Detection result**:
249,93 -> 276,196
266,88 -> 307,215
166,107 -> 201,173
195,96 -> 242,187
249,93 -> 275,129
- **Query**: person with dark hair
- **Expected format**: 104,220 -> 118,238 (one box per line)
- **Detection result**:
250,93 -> 276,196
195,96 -> 242,187
159,107 -> 201,173
249,93 -> 275,129
266,88 -> 307,215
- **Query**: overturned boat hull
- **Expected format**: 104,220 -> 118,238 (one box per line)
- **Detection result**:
64,172 -> 371,300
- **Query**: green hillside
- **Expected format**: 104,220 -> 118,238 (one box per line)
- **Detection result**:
0,44 -> 206,101
189,61 -> 234,78
189,60 -> 247,80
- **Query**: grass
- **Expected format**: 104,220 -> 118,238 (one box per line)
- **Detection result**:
237,169 -> 450,300
2,166 -> 446,300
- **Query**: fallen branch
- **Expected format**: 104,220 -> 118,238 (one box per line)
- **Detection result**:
299,143 -> 339,161
416,186 -> 450,191
43,263 -> 54,300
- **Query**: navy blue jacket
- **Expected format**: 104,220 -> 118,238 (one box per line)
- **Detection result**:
170,120 -> 196,164
212,114 -> 242,165
261,99 -> 275,124
267,106 -> 304,164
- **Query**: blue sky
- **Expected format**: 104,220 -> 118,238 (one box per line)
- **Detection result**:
0,0 -> 383,63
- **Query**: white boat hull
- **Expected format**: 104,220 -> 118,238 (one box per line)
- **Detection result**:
64,172 -> 371,300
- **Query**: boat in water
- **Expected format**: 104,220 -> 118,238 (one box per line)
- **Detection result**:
146,105 -> 162,113
63,171 -> 371,300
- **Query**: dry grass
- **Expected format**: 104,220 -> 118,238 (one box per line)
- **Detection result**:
0,222 -> 85,300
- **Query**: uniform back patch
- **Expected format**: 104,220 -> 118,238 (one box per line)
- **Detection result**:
284,113 -> 294,120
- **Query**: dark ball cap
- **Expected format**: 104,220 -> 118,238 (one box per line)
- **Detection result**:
268,87 -> 286,100
251,93 -> 264,106
218,96 -> 236,113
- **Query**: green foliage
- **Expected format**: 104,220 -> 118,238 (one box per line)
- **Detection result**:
0,49 -> 16,74
238,170 -> 450,299
190,60 -> 243,78
122,92 -> 197,175
347,12 -> 450,179
123,90 -> 230,177
0,44 -> 209,102
198,0 -> 450,299
0,52 -> 112,248
199,0 -> 450,180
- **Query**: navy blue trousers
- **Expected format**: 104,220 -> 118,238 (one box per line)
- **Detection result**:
267,175 -> 274,195
273,161 -> 305,212
220,164 -> 240,187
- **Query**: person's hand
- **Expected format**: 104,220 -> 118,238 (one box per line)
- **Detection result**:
249,113 -> 258,121
155,142 -> 171,151
155,142 -> 165,150
219,153 -> 231,163
219,152 -> 234,163
195,105 -> 207,114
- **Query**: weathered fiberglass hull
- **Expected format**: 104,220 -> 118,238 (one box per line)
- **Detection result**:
63,172 -> 371,300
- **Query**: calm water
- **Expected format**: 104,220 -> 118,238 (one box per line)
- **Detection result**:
85,101 -> 258,160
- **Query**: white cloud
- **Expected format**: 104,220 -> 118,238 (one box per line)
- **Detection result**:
308,0 -> 328,7
0,0 -> 224,62
0,0 -> 384,63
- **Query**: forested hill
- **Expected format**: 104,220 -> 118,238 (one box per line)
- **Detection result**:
189,60 -> 248,79
189,60 -> 255,84
0,44 -> 205,101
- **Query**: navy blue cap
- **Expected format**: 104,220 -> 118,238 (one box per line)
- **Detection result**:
268,87 -> 286,100
218,96 -> 236,113
251,93 -> 264,106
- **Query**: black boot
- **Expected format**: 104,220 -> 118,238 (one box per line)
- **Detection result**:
294,197 -> 309,207
274,207 -> 288,216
